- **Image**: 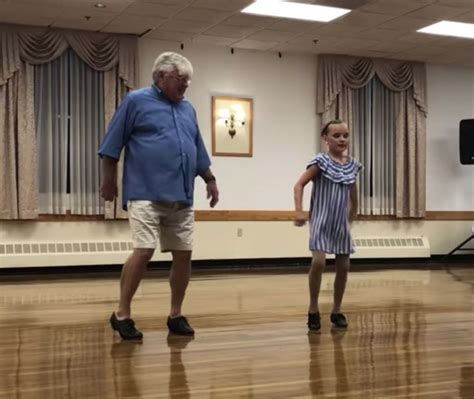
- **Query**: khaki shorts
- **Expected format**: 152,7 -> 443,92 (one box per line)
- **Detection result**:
128,200 -> 194,252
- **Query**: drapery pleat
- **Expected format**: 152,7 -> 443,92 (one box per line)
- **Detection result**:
0,62 -> 38,219
0,29 -> 21,85
104,68 -> 130,220
317,54 -> 427,218
0,23 -> 137,219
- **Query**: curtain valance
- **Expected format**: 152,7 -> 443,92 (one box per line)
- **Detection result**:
0,24 -> 136,88
317,54 -> 426,116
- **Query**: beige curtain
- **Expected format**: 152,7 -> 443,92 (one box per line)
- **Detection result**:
104,68 -> 130,219
0,24 -> 137,219
317,55 -> 427,218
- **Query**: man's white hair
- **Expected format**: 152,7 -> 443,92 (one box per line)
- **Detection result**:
152,52 -> 193,80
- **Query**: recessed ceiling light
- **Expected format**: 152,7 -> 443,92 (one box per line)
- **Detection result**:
94,3 -> 106,8
417,20 -> 474,40
241,0 -> 350,23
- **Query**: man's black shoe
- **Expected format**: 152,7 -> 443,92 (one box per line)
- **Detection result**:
330,313 -> 348,329
167,315 -> 195,336
307,312 -> 321,331
110,312 -> 143,340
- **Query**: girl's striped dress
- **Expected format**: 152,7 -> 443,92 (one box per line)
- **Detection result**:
308,152 -> 362,255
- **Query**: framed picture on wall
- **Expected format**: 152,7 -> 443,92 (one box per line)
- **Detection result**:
211,96 -> 253,157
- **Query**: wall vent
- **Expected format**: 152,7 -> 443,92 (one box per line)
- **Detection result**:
0,241 -> 136,268
349,236 -> 430,259
0,236 -> 430,268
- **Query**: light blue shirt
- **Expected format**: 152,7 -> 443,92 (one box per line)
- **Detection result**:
98,85 -> 211,210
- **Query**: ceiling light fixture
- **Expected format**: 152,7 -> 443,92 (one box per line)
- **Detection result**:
94,3 -> 106,8
241,0 -> 350,23
417,20 -> 474,40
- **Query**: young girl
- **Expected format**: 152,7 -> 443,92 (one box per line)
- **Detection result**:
294,120 -> 362,331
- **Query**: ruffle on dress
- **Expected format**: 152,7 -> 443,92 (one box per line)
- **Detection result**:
307,153 -> 362,185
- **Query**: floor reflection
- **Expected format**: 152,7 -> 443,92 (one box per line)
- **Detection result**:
167,334 -> 194,399
110,340 -> 143,399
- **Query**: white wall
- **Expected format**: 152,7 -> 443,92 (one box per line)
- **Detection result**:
138,39 -> 318,210
426,64 -> 474,211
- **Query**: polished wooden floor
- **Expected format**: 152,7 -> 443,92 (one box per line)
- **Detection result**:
0,266 -> 473,398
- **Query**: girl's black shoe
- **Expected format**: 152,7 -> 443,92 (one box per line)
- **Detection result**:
307,312 -> 321,331
330,313 -> 348,328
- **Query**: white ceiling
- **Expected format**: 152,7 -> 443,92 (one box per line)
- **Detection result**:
1,0 -> 473,66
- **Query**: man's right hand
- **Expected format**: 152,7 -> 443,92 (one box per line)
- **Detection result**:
100,180 -> 117,202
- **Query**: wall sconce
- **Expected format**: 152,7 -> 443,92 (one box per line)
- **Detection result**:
217,105 -> 246,139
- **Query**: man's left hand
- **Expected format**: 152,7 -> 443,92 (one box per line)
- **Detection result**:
206,181 -> 219,208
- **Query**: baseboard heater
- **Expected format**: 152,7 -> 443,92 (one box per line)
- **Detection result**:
0,237 -> 430,268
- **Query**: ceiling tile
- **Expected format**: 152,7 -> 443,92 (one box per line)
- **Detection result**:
335,11 -> 397,27
396,32 -> 447,45
435,0 -> 474,8
231,38 -> 279,51
302,0 -> 372,9
124,2 -> 183,18
334,37 -> 381,50
158,19 -> 213,33
0,14 -> 54,26
145,29 -> 192,42
427,36 -> 474,49
368,41 -> 417,53
350,28 -> 408,41
203,24 -> 261,39
135,0 -> 193,5
191,0 -> 253,12
246,29 -> 299,43
378,16 -> 434,31
192,34 -> 236,46
102,14 -> 165,34
223,14 -> 278,28
173,7 -> 232,23
287,33 -> 339,45
399,45 -> 447,57
309,22 -> 367,37
359,1 -> 431,16
0,3 -> 62,19
405,4 -> 469,20
56,7 -> 117,20
276,41 -> 319,53
449,10 -> 474,24
52,15 -> 114,30
267,19 -> 320,33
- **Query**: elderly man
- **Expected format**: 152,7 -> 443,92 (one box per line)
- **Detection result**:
99,52 -> 219,340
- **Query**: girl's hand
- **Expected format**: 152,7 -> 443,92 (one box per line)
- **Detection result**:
294,211 -> 307,226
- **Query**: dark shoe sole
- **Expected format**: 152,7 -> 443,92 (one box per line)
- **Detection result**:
331,324 -> 348,329
167,328 -> 195,336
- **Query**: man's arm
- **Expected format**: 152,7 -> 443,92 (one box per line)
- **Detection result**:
199,168 -> 219,208
199,168 -> 216,183
100,156 -> 118,201
98,95 -> 134,202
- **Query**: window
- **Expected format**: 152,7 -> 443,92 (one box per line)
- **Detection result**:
35,49 -> 105,215
349,77 -> 396,215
